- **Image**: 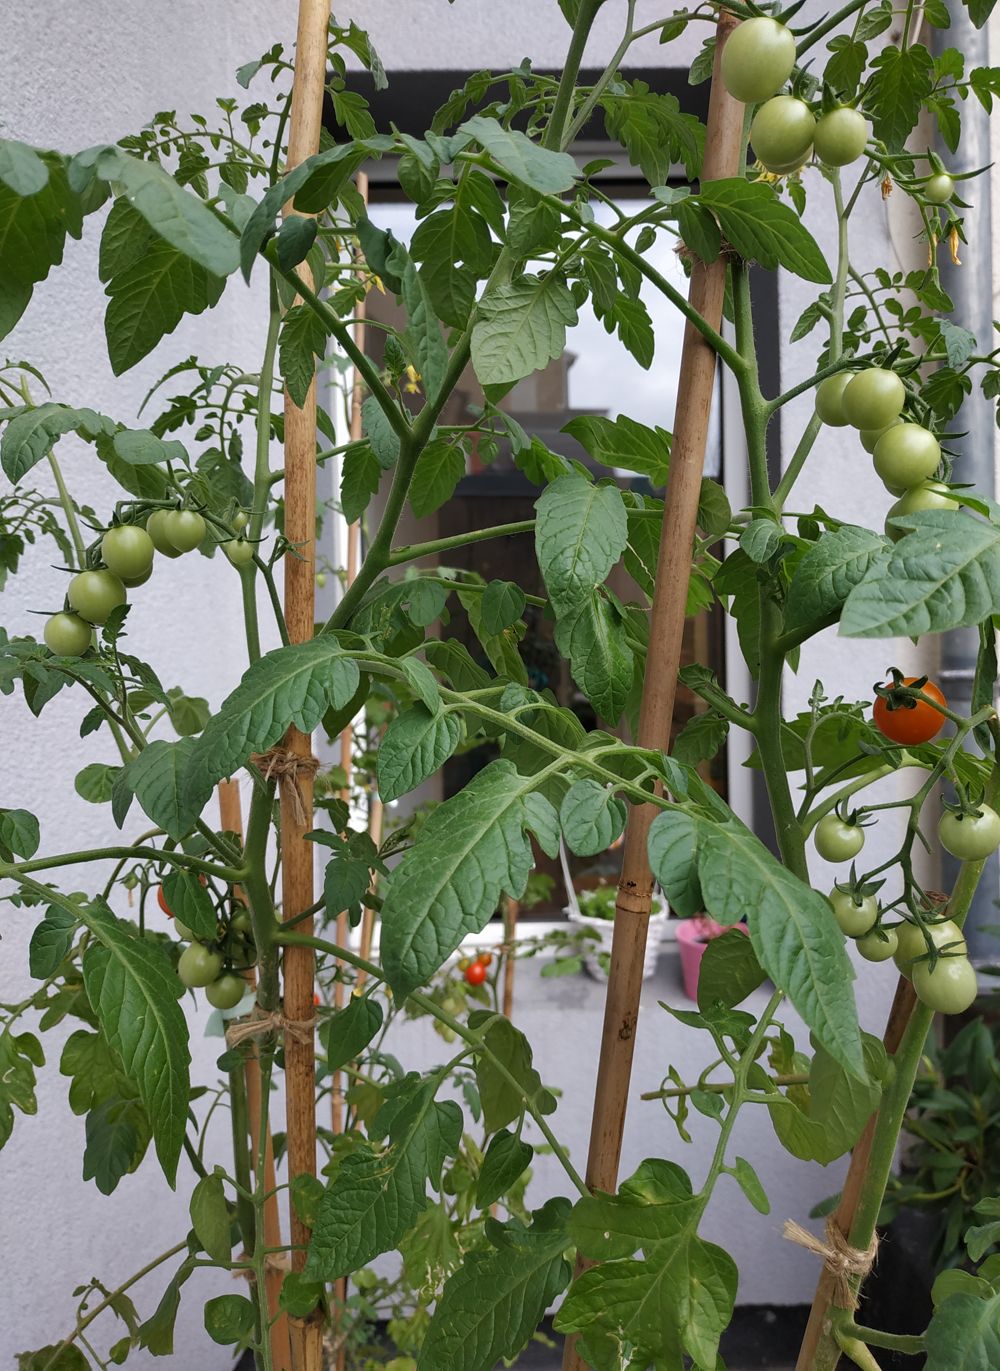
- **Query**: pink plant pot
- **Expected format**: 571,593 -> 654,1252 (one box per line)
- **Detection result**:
675,917 -> 732,1001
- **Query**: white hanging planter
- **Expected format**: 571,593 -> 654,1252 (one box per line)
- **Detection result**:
559,841 -> 670,981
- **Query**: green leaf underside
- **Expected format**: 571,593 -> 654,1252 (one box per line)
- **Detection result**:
648,810 -> 864,1078
471,275 -> 578,385
185,638 -> 360,808
768,1034 -> 887,1164
378,704 -> 463,803
122,738 -> 198,840
78,900 -> 190,1184
536,474 -> 629,612
305,1078 -> 462,1280
380,760 -> 559,997
784,525 -> 889,635
697,179 -> 832,284
416,1199 -> 572,1371
840,512 -> 1000,638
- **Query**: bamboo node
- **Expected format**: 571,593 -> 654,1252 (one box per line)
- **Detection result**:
225,1004 -> 317,1048
782,1219 -> 878,1309
252,746 -> 320,826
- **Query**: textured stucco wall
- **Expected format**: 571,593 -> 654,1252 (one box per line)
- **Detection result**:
0,1 -> 975,1365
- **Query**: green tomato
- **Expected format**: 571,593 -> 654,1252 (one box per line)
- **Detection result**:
860,417 -> 902,454
315,571 -> 327,588
67,569 -> 127,625
856,927 -> 898,962
750,96 -> 815,173
813,107 -> 869,167
44,611 -> 92,656
120,565 -> 152,588
894,918 -> 966,976
885,482 -> 954,541
101,525 -> 155,581
173,919 -> 194,941
177,942 -> 223,988
720,17 -> 797,104
353,1268 -> 379,1291
873,423 -> 941,491
164,509 -> 206,553
222,538 -> 256,566
924,173 -> 955,205
912,955 -> 977,1014
146,509 -> 183,559
829,888 -> 877,937
230,909 -> 253,936
232,510 -> 250,532
841,368 -> 906,430
939,805 -> 1000,861
815,374 -> 852,427
205,973 -> 247,1010
814,814 -> 865,862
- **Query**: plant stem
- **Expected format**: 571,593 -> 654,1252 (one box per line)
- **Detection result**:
229,1062 -> 257,1253
47,452 -> 87,567
387,520 -> 536,567
243,782 -> 280,1011
0,846 -> 245,882
543,0 -> 606,150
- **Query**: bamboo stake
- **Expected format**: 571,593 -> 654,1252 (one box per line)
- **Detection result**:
282,2 -> 330,1367
219,781 -> 292,1371
502,898 -> 518,1020
794,977 -> 917,1369
561,18 -> 744,1370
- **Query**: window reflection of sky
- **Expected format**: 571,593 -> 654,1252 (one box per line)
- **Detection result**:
368,198 -> 721,478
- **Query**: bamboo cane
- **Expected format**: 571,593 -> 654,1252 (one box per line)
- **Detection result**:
218,780 -> 292,1371
793,977 -> 918,1369
282,2 -> 331,1367
502,898 -> 518,1020
560,17 -> 744,1370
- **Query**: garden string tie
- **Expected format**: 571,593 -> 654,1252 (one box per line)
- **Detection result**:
782,1219 -> 879,1308
251,746 -> 321,826
225,1004 -> 316,1048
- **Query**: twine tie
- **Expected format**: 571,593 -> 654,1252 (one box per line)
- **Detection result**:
783,1218 -> 879,1309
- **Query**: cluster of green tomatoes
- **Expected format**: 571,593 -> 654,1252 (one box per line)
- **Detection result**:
159,882 -> 254,1010
42,508 -> 256,657
721,15 -> 958,200
815,755 -> 1000,1016
815,366 -> 954,534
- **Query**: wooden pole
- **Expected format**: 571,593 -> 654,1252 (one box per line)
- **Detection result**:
219,781 -> 292,1371
502,898 -> 518,1020
282,2 -> 330,1367
560,18 -> 744,1369
794,977 -> 917,1369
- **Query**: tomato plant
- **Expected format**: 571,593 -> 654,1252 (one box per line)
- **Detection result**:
2,3 -> 1000,1369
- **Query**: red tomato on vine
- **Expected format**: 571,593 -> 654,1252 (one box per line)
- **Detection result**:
873,677 -> 945,745
464,960 -> 488,986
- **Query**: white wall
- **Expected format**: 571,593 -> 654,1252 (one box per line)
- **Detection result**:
0,0 -> 966,1364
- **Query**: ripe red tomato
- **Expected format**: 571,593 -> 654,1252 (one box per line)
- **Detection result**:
158,886 -> 173,917
873,678 -> 946,745
464,960 -> 488,986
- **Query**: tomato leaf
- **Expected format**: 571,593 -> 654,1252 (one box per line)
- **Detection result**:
322,995 -> 383,1074
768,1034 -> 888,1164
104,235 -> 226,375
416,1199 -> 572,1371
380,760 -> 559,997
28,906 -> 77,979
190,1173 -> 233,1264
840,510 -> 1000,638
78,899 -> 191,1185
278,303 -> 326,409
696,179 -> 832,284
305,1077 -> 463,1280
554,592 -> 634,723
471,274 -> 578,386
378,704 -> 463,804
563,414 -> 670,485
121,738 -> 198,841
925,1290 -> 1000,1368
866,44 -> 935,148
185,637 -> 361,807
410,439 -> 465,518
697,929 -> 766,1011
560,778 -> 627,856
477,1129 -> 534,1209
461,116 -> 579,194
0,1029 -> 42,1150
783,525 -> 889,637
204,1294 -> 255,1346
470,1013 -> 556,1133
0,403 -> 115,483
536,474 -> 628,614
341,441 -> 382,523
602,81 -> 704,183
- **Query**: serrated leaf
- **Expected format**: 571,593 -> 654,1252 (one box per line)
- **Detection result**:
112,427 -> 187,465
1,403 -> 115,483
190,1174 -> 233,1263
672,710 -> 729,767
867,44 -> 935,148
741,518 -> 783,564
78,146 -> 239,276
563,414 -> 670,484
389,240 -> 448,402
305,1078 -> 463,1279
536,474 -> 628,614
840,512 -> 1000,638
29,906 -> 77,979
0,1030 -> 42,1149
477,1129 -> 533,1208
341,442 -> 381,522
0,807 -> 40,859
481,580 -> 526,635
462,116 -> 579,193
322,995 -> 384,1073
378,704 -> 463,804
123,738 -> 198,840
410,439 -> 465,518
83,1095 -> 149,1195
697,179 -> 831,284
554,593 -> 634,723
697,928 -> 765,1010
0,155 -> 82,325
784,526 -> 889,637
925,1291 -> 1000,1368
161,869 -> 216,941
78,899 -> 191,1184
471,275 -> 578,386
472,1013 -> 556,1133
768,1034 -> 887,1164
416,1199 -> 572,1371
410,202 -> 494,329
648,810 -> 863,1078
104,237 -> 226,375
185,637 -> 360,807
380,760 -> 559,997
560,779 -> 626,856
0,140 -> 48,196
16,1346 -> 88,1371
279,303 -> 326,408
602,81 -> 704,183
